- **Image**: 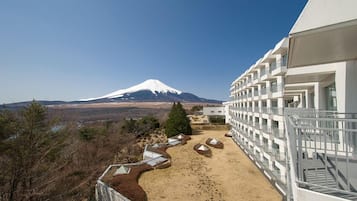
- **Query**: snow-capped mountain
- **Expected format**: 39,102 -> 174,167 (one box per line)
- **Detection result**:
80,79 -> 221,103
81,79 -> 182,101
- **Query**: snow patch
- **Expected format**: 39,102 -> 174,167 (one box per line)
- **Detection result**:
80,79 -> 182,101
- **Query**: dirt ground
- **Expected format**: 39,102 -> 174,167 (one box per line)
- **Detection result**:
139,129 -> 282,201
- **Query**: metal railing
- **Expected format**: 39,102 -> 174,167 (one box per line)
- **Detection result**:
285,108 -> 357,200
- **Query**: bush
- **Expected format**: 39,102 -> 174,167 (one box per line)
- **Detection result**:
123,116 -> 160,137
79,127 -> 96,141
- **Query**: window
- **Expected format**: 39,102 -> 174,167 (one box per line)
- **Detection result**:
282,54 -> 288,66
326,83 -> 337,111
271,80 -> 278,92
270,60 -> 277,71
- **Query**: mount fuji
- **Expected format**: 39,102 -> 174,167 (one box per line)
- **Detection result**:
80,79 -> 221,103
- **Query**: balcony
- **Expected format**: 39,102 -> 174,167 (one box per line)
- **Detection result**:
262,144 -> 272,153
269,107 -> 284,116
260,88 -> 267,95
253,123 -> 261,130
272,169 -> 281,180
253,90 -> 259,97
272,147 -> 285,161
272,127 -> 285,139
261,107 -> 268,114
260,69 -> 266,77
271,60 -> 287,76
285,108 -> 357,200
248,134 -> 255,142
252,74 -> 260,85
262,159 -> 270,169
247,92 -> 252,100
260,124 -> 268,131
270,62 -> 277,72
261,69 -> 271,81
270,83 -> 279,93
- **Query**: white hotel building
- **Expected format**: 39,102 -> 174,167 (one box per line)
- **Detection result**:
228,1 -> 357,201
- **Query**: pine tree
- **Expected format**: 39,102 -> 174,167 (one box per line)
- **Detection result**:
165,102 -> 192,137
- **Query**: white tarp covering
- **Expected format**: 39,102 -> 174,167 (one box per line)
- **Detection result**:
146,157 -> 168,167
210,138 -> 219,145
143,150 -> 162,160
168,138 -> 178,143
113,165 -> 130,176
198,145 -> 209,151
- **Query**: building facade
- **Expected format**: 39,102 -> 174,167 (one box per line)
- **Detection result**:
229,37 -> 289,194
228,1 -> 357,200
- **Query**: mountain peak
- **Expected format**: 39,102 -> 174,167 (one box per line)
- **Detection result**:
138,79 -> 182,94
81,79 -> 182,101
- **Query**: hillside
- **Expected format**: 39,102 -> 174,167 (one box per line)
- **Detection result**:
0,102 -> 169,201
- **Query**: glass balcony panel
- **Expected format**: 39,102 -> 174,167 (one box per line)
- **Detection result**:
270,61 -> 277,71
261,88 -> 267,95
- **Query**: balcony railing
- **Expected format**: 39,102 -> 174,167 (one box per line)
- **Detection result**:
285,108 -> 357,200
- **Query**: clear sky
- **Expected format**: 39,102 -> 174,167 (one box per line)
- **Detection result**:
0,0 -> 307,104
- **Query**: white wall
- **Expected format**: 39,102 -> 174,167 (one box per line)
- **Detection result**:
296,187 -> 350,201
290,0 -> 357,34
345,60 -> 357,113
203,106 -> 225,116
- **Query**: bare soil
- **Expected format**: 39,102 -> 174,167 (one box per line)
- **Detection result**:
139,130 -> 282,201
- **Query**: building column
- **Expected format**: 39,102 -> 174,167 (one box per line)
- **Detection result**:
277,75 -> 284,92
345,60 -> 357,156
305,90 -> 310,108
314,83 -> 320,109
266,80 -> 271,95
298,93 -> 303,108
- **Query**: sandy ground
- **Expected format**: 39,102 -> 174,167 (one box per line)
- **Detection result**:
139,130 -> 282,201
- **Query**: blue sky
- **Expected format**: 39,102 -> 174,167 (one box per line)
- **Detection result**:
0,0 -> 307,104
